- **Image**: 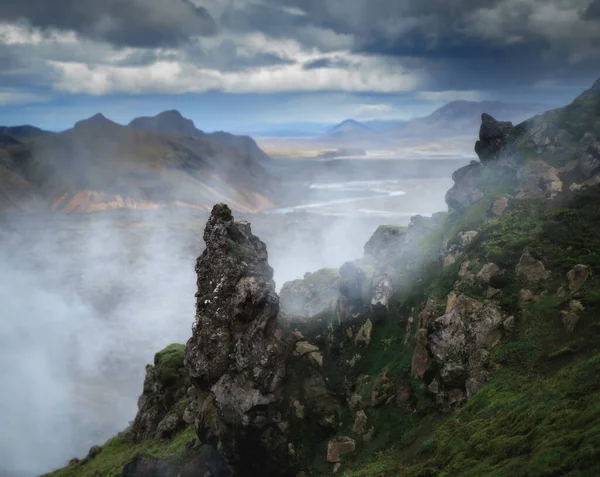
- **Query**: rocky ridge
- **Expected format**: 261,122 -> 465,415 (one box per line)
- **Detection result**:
45,77 -> 600,477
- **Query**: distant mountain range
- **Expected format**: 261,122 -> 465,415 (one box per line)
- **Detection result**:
0,111 -> 274,214
322,100 -> 551,144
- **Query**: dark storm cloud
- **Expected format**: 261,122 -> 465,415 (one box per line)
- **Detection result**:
0,0 -> 217,48
247,0 -> 600,91
583,0 -> 600,19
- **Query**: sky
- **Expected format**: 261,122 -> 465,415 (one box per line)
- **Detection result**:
1,0 -> 600,134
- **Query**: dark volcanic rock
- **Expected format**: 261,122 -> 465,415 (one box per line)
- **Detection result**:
475,113 -> 515,162
445,161 -> 483,212
185,203 -> 290,475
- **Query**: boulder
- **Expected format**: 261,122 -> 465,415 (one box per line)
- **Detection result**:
352,410 -> 368,436
475,113 -> 515,162
355,319 -> 373,346
460,231 -> 479,248
411,329 -> 430,379
492,196 -> 510,216
516,252 -> 550,283
561,300 -> 585,334
477,263 -> 501,285
327,437 -> 356,463
567,264 -> 591,292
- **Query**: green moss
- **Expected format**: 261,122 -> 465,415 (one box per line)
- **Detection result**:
154,343 -> 186,385
42,426 -> 197,477
227,239 -> 251,262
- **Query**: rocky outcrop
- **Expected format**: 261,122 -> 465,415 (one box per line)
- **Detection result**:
131,344 -> 189,442
475,113 -> 515,163
279,268 -> 340,318
363,225 -> 406,262
445,161 -> 483,212
184,204 -> 290,475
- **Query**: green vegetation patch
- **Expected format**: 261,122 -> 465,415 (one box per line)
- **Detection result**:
42,426 -> 196,477
154,343 -> 186,385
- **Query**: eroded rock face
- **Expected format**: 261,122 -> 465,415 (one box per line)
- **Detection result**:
185,204 -> 290,475
475,113 -> 515,163
428,294 -> 504,406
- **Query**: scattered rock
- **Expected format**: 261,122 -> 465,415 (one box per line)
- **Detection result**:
363,427 -> 375,442
477,263 -> 501,284
295,341 -> 320,356
515,160 -> 562,200
371,373 -> 395,407
327,437 -> 356,463
411,329 -> 430,379
561,300 -> 585,334
458,259 -> 475,282
292,400 -> 305,419
503,316 -> 516,335
567,264 -> 591,292
460,231 -> 479,248
487,287 -> 501,299
370,272 -> 395,309
355,319 -> 373,346
516,252 -> 550,283
156,413 -> 184,440
87,445 -> 102,459
308,352 -> 324,368
348,393 -> 363,412
492,196 -> 509,216
520,289 -> 534,304
352,410 -> 368,436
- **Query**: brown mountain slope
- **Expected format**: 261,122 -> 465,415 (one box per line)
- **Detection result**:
0,113 -> 275,214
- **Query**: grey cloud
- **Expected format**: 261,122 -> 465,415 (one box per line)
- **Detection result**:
303,57 -> 352,70
183,39 -> 296,71
0,0 -> 217,48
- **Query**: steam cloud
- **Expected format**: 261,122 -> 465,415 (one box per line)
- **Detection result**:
0,158 -> 459,476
